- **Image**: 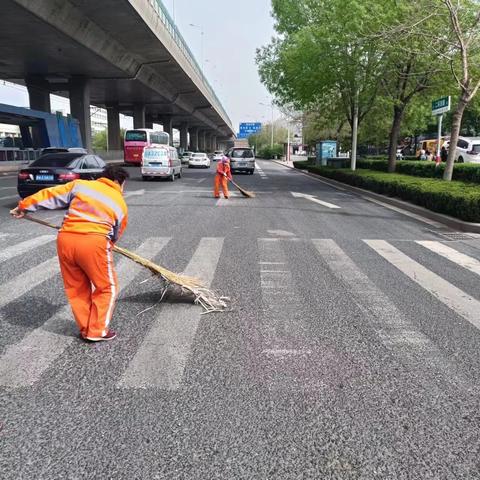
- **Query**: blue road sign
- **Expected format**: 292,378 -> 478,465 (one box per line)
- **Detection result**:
237,122 -> 262,139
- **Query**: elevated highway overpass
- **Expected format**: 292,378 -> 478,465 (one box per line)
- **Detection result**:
0,0 -> 235,152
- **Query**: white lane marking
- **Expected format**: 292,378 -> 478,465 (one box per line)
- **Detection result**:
365,240 -> 480,330
0,235 -> 56,264
0,195 -> 19,201
0,238 -> 171,388
255,162 -> 268,179
124,189 -> 145,199
313,239 -> 473,390
291,192 -> 341,209
0,257 -> 59,309
262,349 -> 312,357
416,241 -> 480,277
118,238 -> 224,390
0,186 -> 16,191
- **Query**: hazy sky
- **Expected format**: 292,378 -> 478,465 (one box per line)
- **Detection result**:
0,0 -> 276,133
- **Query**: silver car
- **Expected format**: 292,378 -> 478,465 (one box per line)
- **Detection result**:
228,148 -> 255,174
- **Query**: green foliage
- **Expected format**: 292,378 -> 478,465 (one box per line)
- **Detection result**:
92,130 -> 107,151
295,165 -> 480,222
357,159 -> 480,184
257,144 -> 284,159
248,123 -> 288,151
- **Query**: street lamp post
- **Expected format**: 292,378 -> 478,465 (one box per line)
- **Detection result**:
189,23 -> 204,77
259,101 -> 274,147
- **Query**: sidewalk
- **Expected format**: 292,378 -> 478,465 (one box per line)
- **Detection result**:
0,158 -> 124,174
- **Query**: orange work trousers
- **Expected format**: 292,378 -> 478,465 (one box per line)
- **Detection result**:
57,232 -> 118,338
214,174 -> 229,198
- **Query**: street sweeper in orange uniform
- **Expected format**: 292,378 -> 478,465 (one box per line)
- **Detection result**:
10,165 -> 129,342
214,155 -> 232,199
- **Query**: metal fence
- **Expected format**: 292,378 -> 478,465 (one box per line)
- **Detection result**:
0,148 -> 43,162
150,0 -> 232,130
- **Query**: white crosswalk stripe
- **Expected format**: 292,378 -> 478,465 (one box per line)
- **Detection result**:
0,235 -> 56,264
0,237 -> 170,388
416,240 -> 480,277
118,237 -> 224,390
365,240 -> 480,331
0,257 -> 59,308
255,162 -> 268,179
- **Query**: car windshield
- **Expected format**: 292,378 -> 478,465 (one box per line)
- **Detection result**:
31,154 -> 83,168
193,154 -> 205,158
232,149 -> 253,158
471,144 -> 480,153
125,130 -> 147,142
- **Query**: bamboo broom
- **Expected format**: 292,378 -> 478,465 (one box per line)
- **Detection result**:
229,178 -> 255,198
22,215 -> 229,313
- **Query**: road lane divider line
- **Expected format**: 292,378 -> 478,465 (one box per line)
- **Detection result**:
118,237 -> 224,390
313,239 -> 474,390
0,195 -> 19,201
365,239 -> 480,331
0,235 -> 56,264
416,241 -> 480,277
291,191 -> 341,209
0,237 -> 171,388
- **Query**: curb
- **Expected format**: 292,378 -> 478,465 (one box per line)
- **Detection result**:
273,160 -> 480,234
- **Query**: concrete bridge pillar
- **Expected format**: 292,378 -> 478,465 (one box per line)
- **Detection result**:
189,127 -> 199,151
69,77 -> 92,152
106,103 -> 121,151
212,135 -> 217,151
198,130 -> 206,152
179,123 -> 188,151
25,76 -> 51,147
160,116 -> 173,144
133,104 -> 146,129
26,76 -> 51,113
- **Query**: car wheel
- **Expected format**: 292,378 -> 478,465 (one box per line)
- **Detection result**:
142,176 -> 148,181
170,173 -> 175,182
178,169 -> 182,179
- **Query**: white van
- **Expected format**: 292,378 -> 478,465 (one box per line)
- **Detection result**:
141,145 -> 182,181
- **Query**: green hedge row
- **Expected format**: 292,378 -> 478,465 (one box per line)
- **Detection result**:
357,159 -> 480,184
297,166 -> 480,222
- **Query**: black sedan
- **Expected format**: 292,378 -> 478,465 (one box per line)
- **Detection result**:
17,153 -> 106,198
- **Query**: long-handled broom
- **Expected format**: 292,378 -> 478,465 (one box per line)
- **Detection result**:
22,215 -> 229,314
228,178 -> 255,198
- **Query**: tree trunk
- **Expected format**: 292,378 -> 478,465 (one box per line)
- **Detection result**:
387,105 -> 405,173
443,98 -> 468,181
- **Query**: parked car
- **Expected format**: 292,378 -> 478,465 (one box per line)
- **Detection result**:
188,152 -> 211,168
452,136 -> 480,163
227,147 -> 255,174
40,147 -> 88,155
181,151 -> 193,164
17,153 -> 106,198
141,145 -> 182,181
212,151 -> 224,161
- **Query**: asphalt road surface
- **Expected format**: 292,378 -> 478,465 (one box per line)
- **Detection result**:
0,160 -> 479,479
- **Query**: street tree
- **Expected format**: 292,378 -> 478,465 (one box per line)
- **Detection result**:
257,0 -> 386,169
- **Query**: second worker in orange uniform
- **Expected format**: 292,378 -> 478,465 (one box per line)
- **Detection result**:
214,155 -> 232,199
10,165 -> 129,342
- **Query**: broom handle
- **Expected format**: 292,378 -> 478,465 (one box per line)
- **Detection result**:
23,214 -> 60,231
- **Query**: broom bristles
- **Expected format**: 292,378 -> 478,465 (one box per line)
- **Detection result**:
113,245 -> 229,313
229,179 -> 255,198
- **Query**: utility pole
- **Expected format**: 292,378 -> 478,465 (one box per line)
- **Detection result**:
351,88 -> 359,171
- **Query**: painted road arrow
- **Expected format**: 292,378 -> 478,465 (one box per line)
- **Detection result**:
291,192 -> 341,209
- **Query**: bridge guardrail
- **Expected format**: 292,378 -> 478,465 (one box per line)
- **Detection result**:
150,0 -> 232,130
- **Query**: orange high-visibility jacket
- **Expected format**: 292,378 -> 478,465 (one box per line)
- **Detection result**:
19,178 -> 128,243
216,160 -> 232,180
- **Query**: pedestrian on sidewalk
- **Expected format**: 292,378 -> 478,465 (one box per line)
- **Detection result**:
441,145 -> 448,163
10,165 -> 129,342
214,155 -> 232,199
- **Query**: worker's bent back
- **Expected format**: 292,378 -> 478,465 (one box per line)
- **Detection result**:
19,178 -> 128,243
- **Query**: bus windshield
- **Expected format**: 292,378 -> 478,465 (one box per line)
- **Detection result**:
125,130 -> 147,142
